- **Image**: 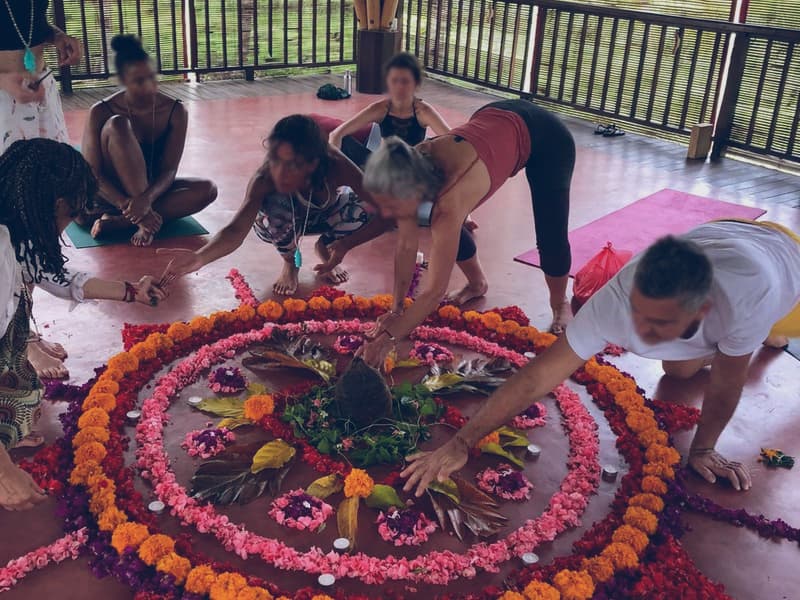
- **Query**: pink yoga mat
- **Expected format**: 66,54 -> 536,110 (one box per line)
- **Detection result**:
514,188 -> 766,277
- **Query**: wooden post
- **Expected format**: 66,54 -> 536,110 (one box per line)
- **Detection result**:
51,0 -> 73,94
687,123 -> 713,159
380,0 -> 400,30
366,0 -> 381,30
353,0 -> 368,30
711,32 -> 749,160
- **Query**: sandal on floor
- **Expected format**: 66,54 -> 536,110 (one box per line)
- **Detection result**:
594,123 -> 612,135
602,124 -> 625,137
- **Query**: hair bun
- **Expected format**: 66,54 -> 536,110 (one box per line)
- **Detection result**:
111,34 -> 142,55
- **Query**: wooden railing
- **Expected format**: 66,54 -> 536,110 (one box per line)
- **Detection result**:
50,0 -> 800,163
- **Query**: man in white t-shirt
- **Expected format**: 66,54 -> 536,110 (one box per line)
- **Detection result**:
400,221 -> 800,496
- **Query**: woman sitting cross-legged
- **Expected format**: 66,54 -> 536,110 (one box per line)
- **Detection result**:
79,34 -> 217,246
1,139 -> 165,465
158,114 -> 390,295
316,100 -> 576,367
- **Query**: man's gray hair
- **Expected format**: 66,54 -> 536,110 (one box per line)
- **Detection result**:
633,235 -> 713,312
363,136 -> 443,203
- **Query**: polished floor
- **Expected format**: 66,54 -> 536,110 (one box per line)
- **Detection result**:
2,75 -> 798,599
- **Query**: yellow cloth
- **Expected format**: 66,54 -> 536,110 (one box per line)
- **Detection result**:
716,219 -> 800,337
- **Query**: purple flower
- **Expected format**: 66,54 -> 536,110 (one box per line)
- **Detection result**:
208,366 -> 248,393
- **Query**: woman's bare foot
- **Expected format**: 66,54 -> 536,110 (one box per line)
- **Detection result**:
12,432 -> 45,449
549,299 -> 572,335
314,238 -> 349,285
764,334 -> 790,349
464,215 -> 478,232
446,280 -> 488,305
131,226 -> 156,247
27,341 -> 69,380
28,335 -> 67,360
90,214 -> 130,239
273,260 -> 300,296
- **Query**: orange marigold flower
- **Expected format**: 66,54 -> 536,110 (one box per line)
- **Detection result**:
310,596 -> 334,600
353,296 -> 372,313
257,300 -> 284,321
185,565 -> 218,595
623,506 -> 658,535
645,444 -> 681,466
283,298 -> 307,314
476,431 -> 500,449
244,394 -> 275,422
99,368 -> 124,383
332,296 -> 353,312
534,332 -> 558,347
90,380 -> 120,395
601,542 -> 640,570
611,524 -> 650,554
108,352 -> 139,374
211,310 -> 236,324
97,507 -> 127,531
237,587 -> 273,600
496,319 -> 522,335
624,411 -> 657,435
82,392 -> 117,412
308,296 -> 332,312
138,534 -> 176,566
209,572 -> 248,599
72,426 -> 110,448
595,366 -> 623,385
638,429 -> 668,448
403,297 -> 414,309
522,580 -> 562,599
642,463 -> 675,480
552,569 -> 595,600
89,492 -> 115,515
462,310 -> 481,322
438,305 -> 461,321
641,475 -> 668,495
131,342 -> 156,361
69,460 -> 102,485
581,556 -> 615,583
515,326 -> 539,342
78,408 -> 111,430
371,294 -> 394,312
111,522 -> 151,553
613,390 -> 645,410
344,468 -> 375,498
383,352 -> 396,374
167,322 -> 193,342
75,441 -> 107,465
497,592 -> 525,600
235,304 -> 257,322
629,493 -> 665,513
605,378 -> 638,395
480,311 -> 503,330
147,332 -> 174,350
156,552 -> 193,585
189,316 -> 214,334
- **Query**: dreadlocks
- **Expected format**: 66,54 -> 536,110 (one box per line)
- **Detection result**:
0,139 -> 97,284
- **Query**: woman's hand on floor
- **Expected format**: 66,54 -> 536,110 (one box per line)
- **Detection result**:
357,334 -> 394,370
133,276 -> 168,306
401,437 -> 469,498
0,461 -> 47,511
688,448 -> 752,491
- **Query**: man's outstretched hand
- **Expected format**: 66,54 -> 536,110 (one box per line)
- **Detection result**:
401,437 -> 469,497
688,448 -> 752,491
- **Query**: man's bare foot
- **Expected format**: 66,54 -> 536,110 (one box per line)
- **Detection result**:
27,341 -> 69,379
549,299 -> 572,335
12,432 -> 45,449
465,215 -> 478,232
131,226 -> 156,247
764,334 -> 790,349
273,260 -> 300,296
28,336 -> 67,360
446,280 -> 488,305
314,238 -> 349,285
90,214 -> 130,239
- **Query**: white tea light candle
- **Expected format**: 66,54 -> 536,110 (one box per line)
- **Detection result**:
148,500 -> 165,514
126,410 -> 141,422
526,444 -> 541,459
187,396 -> 203,407
333,538 -> 350,552
602,465 -> 619,482
317,573 -> 336,587
521,552 -> 539,565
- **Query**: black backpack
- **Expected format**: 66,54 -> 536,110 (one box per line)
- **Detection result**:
316,83 -> 351,101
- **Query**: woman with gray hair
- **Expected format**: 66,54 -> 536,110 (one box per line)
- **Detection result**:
317,99 -> 575,368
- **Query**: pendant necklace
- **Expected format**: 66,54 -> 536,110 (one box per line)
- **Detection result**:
3,0 -> 37,74
290,187 -> 314,268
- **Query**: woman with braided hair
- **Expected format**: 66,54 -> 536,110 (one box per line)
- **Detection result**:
0,140 -> 165,488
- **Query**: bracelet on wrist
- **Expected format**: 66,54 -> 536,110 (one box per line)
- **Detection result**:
690,446 -> 715,456
123,281 -> 136,303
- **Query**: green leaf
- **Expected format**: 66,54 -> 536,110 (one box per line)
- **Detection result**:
337,496 -> 360,550
422,372 -> 464,392
497,426 -> 530,448
306,473 -> 344,499
394,358 -> 423,369
247,382 -> 268,395
217,417 -> 252,430
250,439 -> 296,473
197,396 -> 245,418
480,442 -> 525,468
427,477 -> 461,503
365,484 -> 405,510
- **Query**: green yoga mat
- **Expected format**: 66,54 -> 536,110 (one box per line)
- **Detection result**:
65,216 -> 209,248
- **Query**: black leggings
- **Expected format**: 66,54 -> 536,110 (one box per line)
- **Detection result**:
341,135 -> 371,169
456,100 -> 575,278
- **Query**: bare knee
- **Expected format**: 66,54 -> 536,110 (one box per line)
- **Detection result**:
102,114 -> 133,138
662,360 -> 704,380
200,180 -> 218,208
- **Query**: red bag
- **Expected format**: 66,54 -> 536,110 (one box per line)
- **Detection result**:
573,242 -> 632,308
